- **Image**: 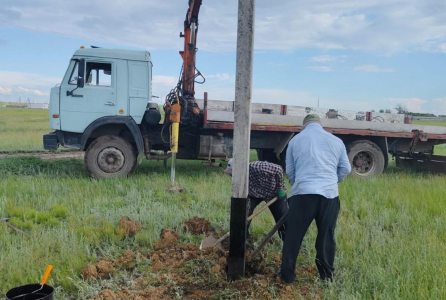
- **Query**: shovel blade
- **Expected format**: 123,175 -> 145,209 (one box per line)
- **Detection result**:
200,235 -> 225,251
200,236 -> 219,250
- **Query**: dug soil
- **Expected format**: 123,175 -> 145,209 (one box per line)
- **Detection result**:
84,217 -> 321,300
181,217 -> 211,235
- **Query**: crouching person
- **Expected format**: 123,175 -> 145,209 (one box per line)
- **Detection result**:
225,158 -> 288,240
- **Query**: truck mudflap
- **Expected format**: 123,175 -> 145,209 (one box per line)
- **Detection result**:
43,133 -> 59,150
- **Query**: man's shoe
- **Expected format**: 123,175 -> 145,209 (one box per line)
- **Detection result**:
276,268 -> 293,286
280,277 -> 293,286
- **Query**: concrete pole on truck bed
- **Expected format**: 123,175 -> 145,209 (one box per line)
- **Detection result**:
228,0 -> 256,280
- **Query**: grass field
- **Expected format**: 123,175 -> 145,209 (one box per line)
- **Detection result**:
0,108 -> 50,152
1,109 -> 446,299
413,119 -> 446,127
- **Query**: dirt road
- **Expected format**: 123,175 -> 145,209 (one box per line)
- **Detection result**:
0,151 -> 84,160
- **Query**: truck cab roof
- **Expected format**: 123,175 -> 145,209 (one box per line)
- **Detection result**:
73,48 -> 151,62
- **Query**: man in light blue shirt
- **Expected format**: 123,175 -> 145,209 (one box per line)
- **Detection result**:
279,114 -> 351,285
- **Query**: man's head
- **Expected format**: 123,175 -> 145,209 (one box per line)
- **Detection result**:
224,158 -> 233,176
303,114 -> 321,129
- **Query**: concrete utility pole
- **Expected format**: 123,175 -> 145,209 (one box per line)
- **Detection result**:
228,0 -> 256,280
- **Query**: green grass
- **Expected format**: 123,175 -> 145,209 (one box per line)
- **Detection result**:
0,158 -> 445,299
413,120 -> 446,127
1,108 -> 446,299
0,108 -> 50,152
435,144 -> 446,156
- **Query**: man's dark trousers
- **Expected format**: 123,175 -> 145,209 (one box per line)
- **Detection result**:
280,194 -> 340,283
248,196 -> 288,240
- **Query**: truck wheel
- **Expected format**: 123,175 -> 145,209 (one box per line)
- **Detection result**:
347,140 -> 385,177
84,135 -> 137,179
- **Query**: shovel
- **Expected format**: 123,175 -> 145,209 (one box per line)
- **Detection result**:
251,211 -> 288,259
200,196 -> 278,250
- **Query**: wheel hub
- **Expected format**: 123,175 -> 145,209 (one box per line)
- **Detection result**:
97,147 -> 125,173
353,151 -> 375,175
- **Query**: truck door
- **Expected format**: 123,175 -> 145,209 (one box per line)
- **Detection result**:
60,59 -> 117,133
128,61 -> 150,124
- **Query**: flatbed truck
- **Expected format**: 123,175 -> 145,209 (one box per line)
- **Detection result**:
43,1 -> 446,178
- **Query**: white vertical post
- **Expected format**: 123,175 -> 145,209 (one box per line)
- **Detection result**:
228,0 -> 256,280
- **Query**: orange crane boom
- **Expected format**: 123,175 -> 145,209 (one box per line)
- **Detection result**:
180,0 -> 203,99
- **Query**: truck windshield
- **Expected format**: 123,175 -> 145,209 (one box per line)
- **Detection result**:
68,61 -> 79,85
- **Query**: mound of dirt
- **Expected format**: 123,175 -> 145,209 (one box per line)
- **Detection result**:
80,259 -> 114,280
154,228 -> 179,250
85,227 -> 320,300
80,264 -> 98,280
81,251 -> 145,280
96,258 -> 115,279
182,217 -> 211,235
118,217 -> 142,237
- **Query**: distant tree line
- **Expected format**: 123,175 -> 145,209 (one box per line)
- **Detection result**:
378,103 -> 438,117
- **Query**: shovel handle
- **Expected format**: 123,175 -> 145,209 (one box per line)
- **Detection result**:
247,197 -> 278,221
212,232 -> 230,247
208,197 -> 279,249
251,211 -> 288,259
40,265 -> 53,285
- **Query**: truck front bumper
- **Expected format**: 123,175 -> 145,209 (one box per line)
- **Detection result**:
43,133 -> 59,150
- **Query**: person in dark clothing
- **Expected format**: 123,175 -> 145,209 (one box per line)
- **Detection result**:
280,114 -> 351,284
225,159 -> 288,240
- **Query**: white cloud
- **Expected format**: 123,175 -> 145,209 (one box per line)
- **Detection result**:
205,73 -> 232,81
0,71 -> 60,102
385,97 -> 427,113
1,0 -> 446,53
432,98 -> 446,113
152,75 -> 178,88
307,66 -> 333,72
310,55 -> 338,62
0,87 -> 12,95
354,65 -> 395,72
17,86 -> 49,96
433,97 -> 446,104
195,86 -> 314,106
0,71 -> 61,88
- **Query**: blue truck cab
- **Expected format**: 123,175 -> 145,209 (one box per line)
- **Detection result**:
44,47 -> 162,178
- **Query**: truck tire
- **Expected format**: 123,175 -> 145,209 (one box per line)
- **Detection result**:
347,140 -> 385,177
84,135 -> 137,179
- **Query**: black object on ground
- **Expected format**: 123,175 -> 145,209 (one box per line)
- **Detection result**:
5,284 -> 54,300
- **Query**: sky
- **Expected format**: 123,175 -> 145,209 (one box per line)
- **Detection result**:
0,0 -> 446,114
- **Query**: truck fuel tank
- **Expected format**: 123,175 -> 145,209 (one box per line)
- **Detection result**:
144,102 -> 161,125
198,134 -> 233,160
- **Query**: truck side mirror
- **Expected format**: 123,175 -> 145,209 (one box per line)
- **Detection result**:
77,58 -> 85,88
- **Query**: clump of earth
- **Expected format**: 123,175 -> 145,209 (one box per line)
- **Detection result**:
118,217 -> 142,237
84,217 -> 320,300
181,217 -> 212,235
